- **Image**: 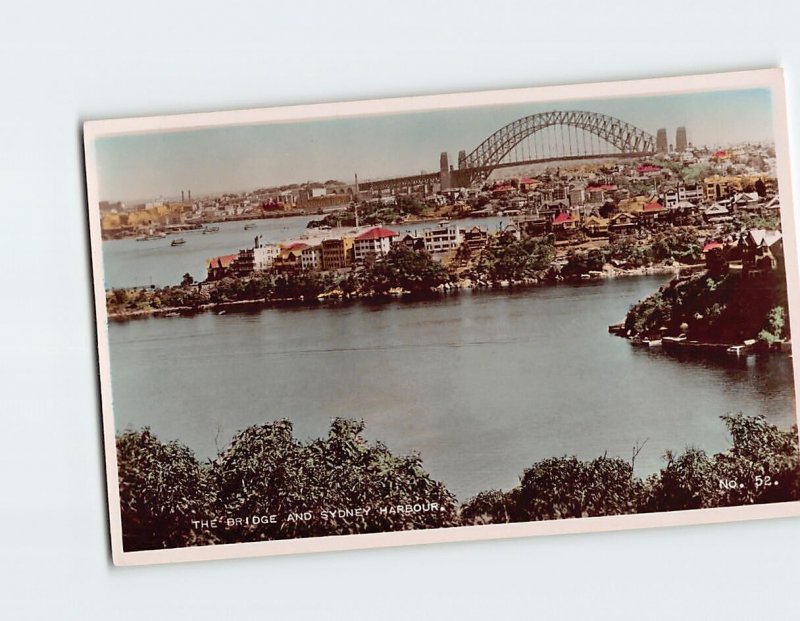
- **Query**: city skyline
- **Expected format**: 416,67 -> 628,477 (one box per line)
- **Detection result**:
94,88 -> 774,203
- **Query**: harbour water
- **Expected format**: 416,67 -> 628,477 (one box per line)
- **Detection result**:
101,215 -> 517,289
107,275 -> 797,501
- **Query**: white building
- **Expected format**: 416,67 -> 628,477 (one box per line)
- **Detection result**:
353,226 -> 397,263
252,236 -> 280,270
423,225 -> 462,254
301,244 -> 322,271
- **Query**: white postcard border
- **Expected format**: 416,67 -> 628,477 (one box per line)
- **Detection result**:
83,67 -> 800,567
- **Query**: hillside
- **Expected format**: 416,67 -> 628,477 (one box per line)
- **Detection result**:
624,267 -> 790,344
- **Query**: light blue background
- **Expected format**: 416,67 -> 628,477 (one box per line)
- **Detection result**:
2,1 -> 800,618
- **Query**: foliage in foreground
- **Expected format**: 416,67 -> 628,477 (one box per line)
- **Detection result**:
118,418 -> 457,551
117,414 -> 799,551
460,414 -> 799,524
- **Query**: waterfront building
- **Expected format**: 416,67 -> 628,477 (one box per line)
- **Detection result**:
232,248 -> 256,277
273,242 -> 308,272
253,244 -> 280,270
353,226 -> 398,263
205,254 -> 238,281
462,226 -> 489,252
321,237 -> 355,271
396,233 -> 426,252
251,235 -> 280,270
423,224 -> 463,254
279,190 -> 297,207
300,244 -> 322,271
500,223 -> 522,241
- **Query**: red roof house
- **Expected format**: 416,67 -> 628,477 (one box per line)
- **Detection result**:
355,226 -> 398,240
702,241 -> 723,253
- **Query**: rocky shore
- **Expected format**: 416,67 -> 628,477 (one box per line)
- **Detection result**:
106,261 -> 699,320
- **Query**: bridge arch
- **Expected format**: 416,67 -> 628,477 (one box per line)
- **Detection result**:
461,110 -> 656,182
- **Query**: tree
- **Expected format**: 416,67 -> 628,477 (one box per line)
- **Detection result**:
474,237 -> 555,284
758,306 -> 786,345
644,448 -> 716,512
181,272 -> 194,287
361,246 -> 450,294
208,419 -> 458,542
460,489 -> 516,525
116,429 -> 211,551
515,456 -> 642,520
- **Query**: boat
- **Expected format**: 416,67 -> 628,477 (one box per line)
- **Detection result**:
203,226 -> 220,234
164,312 -> 180,317
171,238 -> 186,246
726,345 -> 745,356
645,339 -> 662,348
244,222 -> 257,230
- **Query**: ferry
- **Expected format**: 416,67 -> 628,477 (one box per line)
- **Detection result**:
170,238 -> 186,246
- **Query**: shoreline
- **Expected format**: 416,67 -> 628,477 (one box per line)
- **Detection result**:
106,263 -> 693,321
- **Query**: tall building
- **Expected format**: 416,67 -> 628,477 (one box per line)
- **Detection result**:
676,126 -> 688,152
656,128 -> 668,153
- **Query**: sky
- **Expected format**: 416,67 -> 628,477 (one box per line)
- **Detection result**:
94,88 -> 774,203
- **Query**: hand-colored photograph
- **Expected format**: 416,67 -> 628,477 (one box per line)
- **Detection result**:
84,69 -> 800,565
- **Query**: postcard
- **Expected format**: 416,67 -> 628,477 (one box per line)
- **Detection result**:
83,68 -> 800,566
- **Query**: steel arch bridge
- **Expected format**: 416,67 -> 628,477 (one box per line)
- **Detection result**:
456,110 -> 655,184
358,110 -> 656,193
